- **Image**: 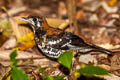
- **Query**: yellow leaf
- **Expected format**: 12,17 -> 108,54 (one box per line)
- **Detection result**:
17,32 -> 34,43
16,32 -> 35,50
108,0 -> 117,6
17,41 -> 35,51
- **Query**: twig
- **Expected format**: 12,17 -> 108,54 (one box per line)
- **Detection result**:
66,0 -> 79,35
78,20 -> 120,29
0,56 -> 46,62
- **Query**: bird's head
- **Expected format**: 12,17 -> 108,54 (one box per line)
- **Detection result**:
20,16 -> 48,30
20,16 -> 62,36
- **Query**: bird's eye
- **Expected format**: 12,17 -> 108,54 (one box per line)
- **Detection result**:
33,18 -> 37,22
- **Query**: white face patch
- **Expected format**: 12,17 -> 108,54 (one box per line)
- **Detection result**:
29,18 -> 35,26
37,22 -> 41,27
30,18 -> 42,28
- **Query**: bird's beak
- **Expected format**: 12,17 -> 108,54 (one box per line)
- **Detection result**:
20,17 -> 31,23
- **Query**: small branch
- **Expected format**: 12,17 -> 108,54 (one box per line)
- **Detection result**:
66,0 -> 79,35
0,56 -> 45,62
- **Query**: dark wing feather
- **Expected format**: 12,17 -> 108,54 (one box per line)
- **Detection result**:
46,32 -> 89,50
66,32 -> 88,47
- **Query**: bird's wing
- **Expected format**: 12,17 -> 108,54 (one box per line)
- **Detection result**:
46,32 -> 89,50
46,32 -> 112,55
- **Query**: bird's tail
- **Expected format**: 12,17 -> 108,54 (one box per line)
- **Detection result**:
89,44 -> 113,56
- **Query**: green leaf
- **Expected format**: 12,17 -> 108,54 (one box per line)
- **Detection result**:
52,76 -> 65,80
58,51 -> 73,70
39,65 -> 65,80
42,76 -> 54,80
43,76 -> 65,80
38,65 -> 49,77
11,66 -> 29,80
77,65 -> 109,77
10,49 -> 18,66
0,21 -> 12,36
10,49 -> 29,80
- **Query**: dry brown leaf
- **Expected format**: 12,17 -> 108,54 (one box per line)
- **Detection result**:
46,18 -> 69,29
0,67 -> 11,80
76,10 -> 84,20
58,1 -> 67,17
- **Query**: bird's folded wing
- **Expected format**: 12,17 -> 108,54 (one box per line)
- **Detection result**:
47,32 -> 89,50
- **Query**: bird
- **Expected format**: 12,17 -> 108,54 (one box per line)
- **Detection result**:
20,16 -> 113,58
